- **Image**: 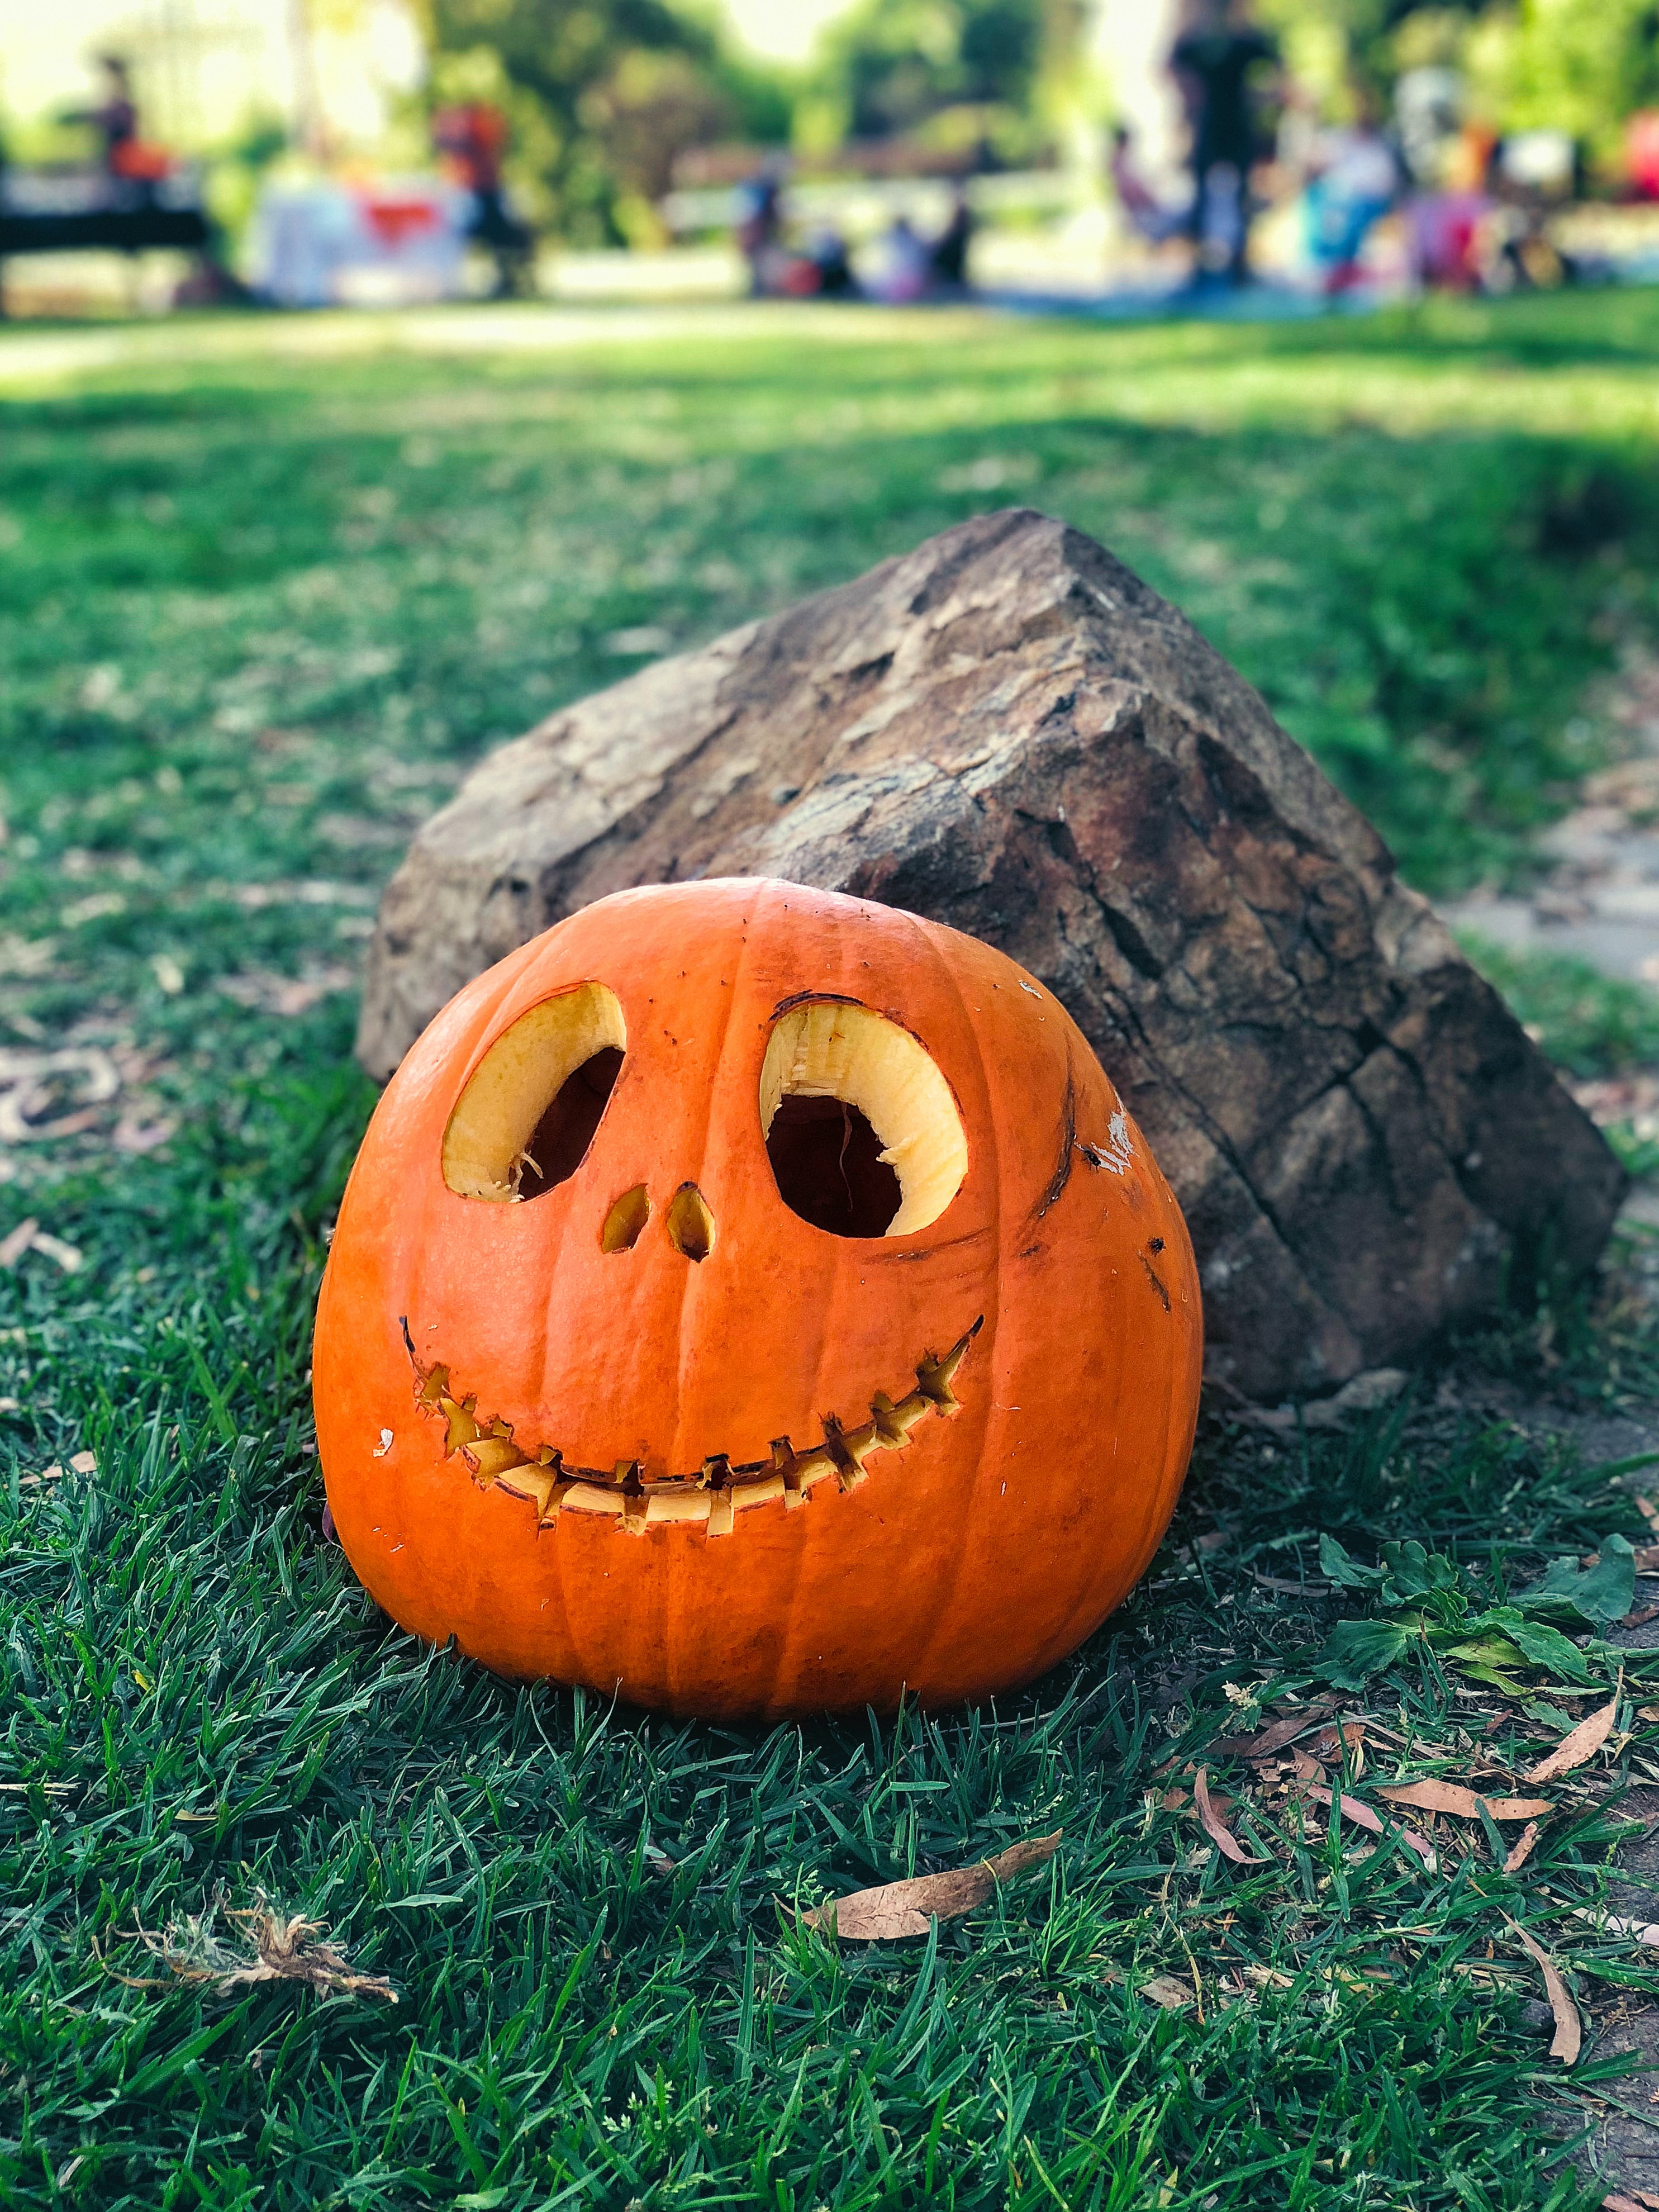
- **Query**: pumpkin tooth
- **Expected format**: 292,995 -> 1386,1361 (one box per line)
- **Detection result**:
821,1414 -> 877,1493
706,1488 -> 735,1537
645,1488 -> 712,1525
496,1461 -> 557,1515
413,1361 -> 450,1408
871,1389 -> 929,1447
465,1435 -> 531,1483
771,1435 -> 808,1509
915,1319 -> 982,1412
793,1444 -> 835,1494
439,1395 -> 482,1451
562,1482 -> 623,1517
617,1461 -> 649,1535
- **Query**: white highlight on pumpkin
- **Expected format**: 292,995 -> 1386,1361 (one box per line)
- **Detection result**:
442,982 -> 626,1202
759,1000 -> 968,1237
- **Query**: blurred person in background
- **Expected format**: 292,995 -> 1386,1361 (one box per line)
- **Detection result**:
63,56 -> 170,206
1485,128 -> 1581,291
735,158 -> 786,296
872,211 -> 930,302
434,104 -> 534,297
1404,105 -> 1496,291
1303,83 -> 1400,295
1629,112 -> 1659,200
1170,0 -> 1281,287
800,226 -> 858,297
929,188 -> 975,293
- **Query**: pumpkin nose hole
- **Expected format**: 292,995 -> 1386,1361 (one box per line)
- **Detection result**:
601,1184 -> 650,1254
665,1183 -> 715,1262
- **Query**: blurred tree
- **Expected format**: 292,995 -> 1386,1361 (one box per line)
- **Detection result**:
1258,0 -> 1659,167
419,0 -> 789,240
1466,0 -> 1659,165
1256,0 -> 1479,101
810,0 -> 1045,144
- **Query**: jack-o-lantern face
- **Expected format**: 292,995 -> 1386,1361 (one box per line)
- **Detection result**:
313,878 -> 1201,1719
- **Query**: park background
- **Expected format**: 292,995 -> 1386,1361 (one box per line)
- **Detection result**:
13,4 -> 1659,2211
6,0 -> 1659,305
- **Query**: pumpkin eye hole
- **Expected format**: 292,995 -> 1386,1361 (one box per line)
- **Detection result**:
759,1001 -> 968,1239
443,983 -> 625,1202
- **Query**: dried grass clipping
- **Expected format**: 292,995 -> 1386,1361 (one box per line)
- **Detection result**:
801,1833 -> 1062,1940
118,1895 -> 396,2002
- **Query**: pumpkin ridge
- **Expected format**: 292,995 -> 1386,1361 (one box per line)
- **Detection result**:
894,914 -> 1006,1684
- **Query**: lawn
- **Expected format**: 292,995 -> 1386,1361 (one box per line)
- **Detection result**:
6,291 -> 1659,2210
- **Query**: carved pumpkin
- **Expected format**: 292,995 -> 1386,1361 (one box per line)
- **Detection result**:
314,878 -> 1200,1719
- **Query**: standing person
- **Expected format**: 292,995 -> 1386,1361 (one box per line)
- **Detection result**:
1170,0 -> 1281,287
929,188 -> 975,292
433,104 -> 533,298
64,56 -> 168,206
735,158 -> 786,297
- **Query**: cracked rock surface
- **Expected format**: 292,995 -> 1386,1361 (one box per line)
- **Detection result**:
358,507 -> 1623,1402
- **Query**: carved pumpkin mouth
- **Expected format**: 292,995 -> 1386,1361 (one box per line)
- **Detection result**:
399,1316 -> 982,1537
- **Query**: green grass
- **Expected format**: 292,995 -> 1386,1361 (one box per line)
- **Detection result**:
7,291 -> 1659,2209
1454,938 -> 1659,1079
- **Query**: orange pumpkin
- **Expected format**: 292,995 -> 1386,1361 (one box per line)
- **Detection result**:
313,878 -> 1200,1719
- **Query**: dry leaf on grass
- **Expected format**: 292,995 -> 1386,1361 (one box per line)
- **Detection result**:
1509,1921 -> 1579,2063
0,1218 -> 83,1273
1194,1767 -> 1271,1865
1601,2193 -> 1653,2211
0,1045 -> 120,1145
1301,1783 -> 1437,1868
1504,1821 -> 1542,1874
1377,1781 -> 1553,1821
0,1218 -> 38,1269
218,966 -> 356,1019
112,1113 -> 176,1155
801,1832 -> 1062,1939
1140,1974 -> 1196,2009
32,1233 -> 83,1273
1216,1697 -> 1343,1760
20,1450 -> 96,1491
1306,1721 -> 1367,1770
1524,1698 -> 1618,1783
1579,1912 -> 1659,1947
121,1896 -> 396,2001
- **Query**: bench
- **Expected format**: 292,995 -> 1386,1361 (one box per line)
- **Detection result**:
0,170 -> 216,310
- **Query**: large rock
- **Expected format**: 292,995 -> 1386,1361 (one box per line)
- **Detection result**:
358,509 -> 1623,1401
